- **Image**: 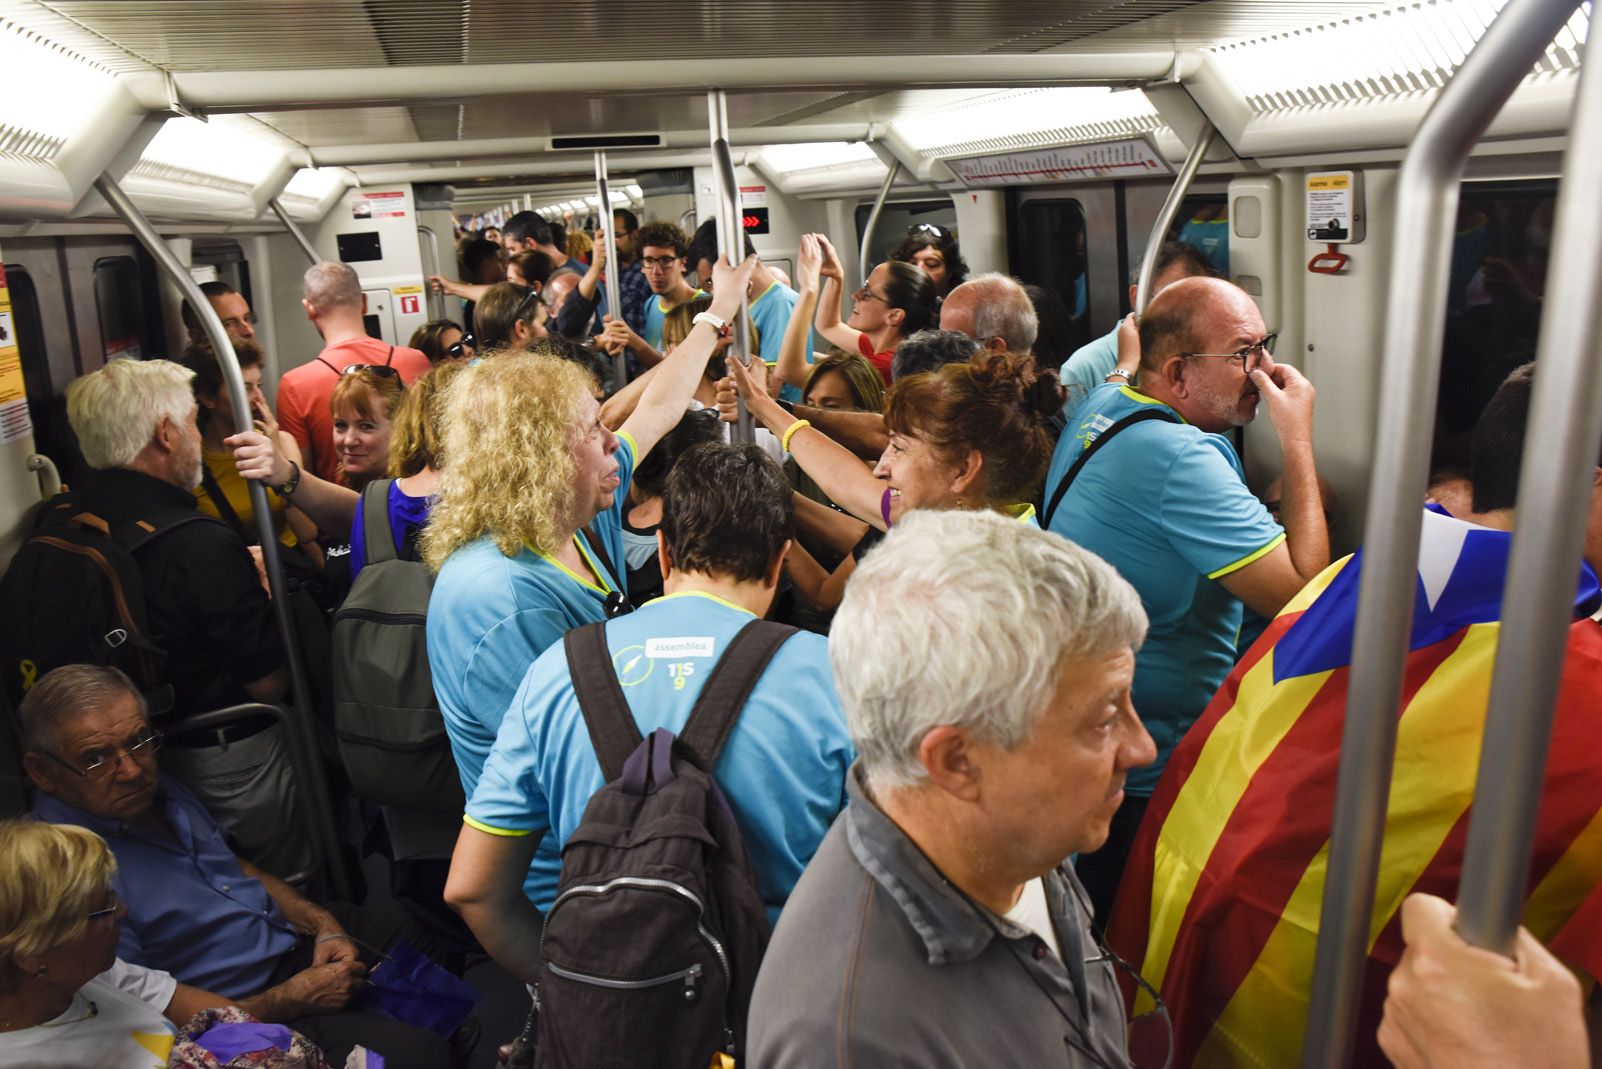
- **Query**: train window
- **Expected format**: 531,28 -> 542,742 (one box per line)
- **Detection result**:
1165,194 -> 1229,277
1433,180 -> 1557,468
853,199 -> 959,274
1013,198 -> 1090,339
92,256 -> 147,361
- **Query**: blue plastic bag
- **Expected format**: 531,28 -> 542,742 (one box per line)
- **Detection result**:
354,938 -> 479,1039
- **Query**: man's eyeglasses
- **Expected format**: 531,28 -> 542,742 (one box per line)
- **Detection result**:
445,333 -> 475,360
1087,932 -> 1173,1069
87,889 -> 120,922
640,255 -> 681,270
341,364 -> 401,381
1180,334 -> 1277,372
43,732 -> 163,780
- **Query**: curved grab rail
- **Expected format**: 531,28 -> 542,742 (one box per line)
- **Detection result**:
1135,123 -> 1215,317
1301,1 -> 1586,1064
92,174 -> 348,901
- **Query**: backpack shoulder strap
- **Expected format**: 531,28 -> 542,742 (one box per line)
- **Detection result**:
361,479 -> 399,565
564,621 -> 644,781
1042,407 -> 1179,530
114,506 -> 218,554
677,620 -> 797,771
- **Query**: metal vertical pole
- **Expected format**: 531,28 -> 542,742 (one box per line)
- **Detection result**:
1135,123 -> 1216,316
94,174 -> 350,901
595,151 -> 627,393
858,159 -> 902,289
1456,9 -> 1602,955
267,198 -> 319,264
1300,2 -> 1581,1064
708,89 -> 754,445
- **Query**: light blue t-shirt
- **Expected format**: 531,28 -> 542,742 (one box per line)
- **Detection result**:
466,591 -> 854,923
641,289 -> 707,352
1058,323 -> 1120,426
747,280 -> 813,404
1043,384 -> 1283,794
428,433 -> 638,798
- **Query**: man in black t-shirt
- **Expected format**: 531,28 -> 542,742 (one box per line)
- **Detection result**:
65,357 -> 305,876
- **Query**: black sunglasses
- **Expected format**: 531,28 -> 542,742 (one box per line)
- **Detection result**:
446,333 -> 475,359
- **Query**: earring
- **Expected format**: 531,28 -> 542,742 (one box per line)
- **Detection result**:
32,964 -> 46,978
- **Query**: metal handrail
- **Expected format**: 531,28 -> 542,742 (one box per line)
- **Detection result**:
268,198 -> 319,264
417,224 -> 446,321
708,90 -> 755,445
26,453 -> 60,500
161,702 -> 339,891
858,159 -> 902,289
92,173 -> 348,901
1455,9 -> 1602,954
1300,1 -> 1584,1064
1135,123 -> 1215,316
594,151 -> 627,393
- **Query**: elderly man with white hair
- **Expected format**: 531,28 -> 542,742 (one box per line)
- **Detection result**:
747,510 -> 1157,1067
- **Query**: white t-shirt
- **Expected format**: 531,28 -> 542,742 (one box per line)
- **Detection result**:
1002,877 -> 1064,961
0,959 -> 178,1068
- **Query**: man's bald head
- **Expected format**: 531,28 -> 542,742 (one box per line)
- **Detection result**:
939,274 -> 1038,355
1137,277 -> 1258,374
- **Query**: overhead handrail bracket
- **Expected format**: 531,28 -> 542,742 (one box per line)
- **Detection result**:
268,198 -> 320,265
1300,2 -> 1586,1065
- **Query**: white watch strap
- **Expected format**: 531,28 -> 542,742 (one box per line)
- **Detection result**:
692,311 -> 728,332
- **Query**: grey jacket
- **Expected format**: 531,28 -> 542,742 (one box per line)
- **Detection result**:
747,766 -> 1134,1068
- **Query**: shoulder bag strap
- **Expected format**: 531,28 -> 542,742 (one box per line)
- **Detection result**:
564,621 -> 644,781
385,345 -> 395,367
580,524 -> 632,609
361,479 -> 399,565
198,464 -> 252,543
677,620 -> 797,771
1041,408 -> 1178,530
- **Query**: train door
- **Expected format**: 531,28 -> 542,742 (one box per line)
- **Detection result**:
60,237 -> 164,368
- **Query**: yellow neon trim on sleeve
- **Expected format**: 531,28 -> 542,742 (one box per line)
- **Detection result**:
1207,532 -> 1287,580
616,430 -> 639,460
463,815 -> 531,837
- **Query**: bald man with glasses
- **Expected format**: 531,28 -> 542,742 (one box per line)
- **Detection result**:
1041,277 -> 1329,922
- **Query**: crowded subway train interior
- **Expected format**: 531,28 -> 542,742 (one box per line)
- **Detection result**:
0,0 -> 1597,1066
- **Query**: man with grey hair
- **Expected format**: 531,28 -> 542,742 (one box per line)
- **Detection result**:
939,272 -> 1040,356
37,359 -> 300,873
748,510 -> 1156,1067
275,260 -> 431,483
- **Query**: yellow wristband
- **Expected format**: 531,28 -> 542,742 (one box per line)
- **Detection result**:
780,419 -> 812,453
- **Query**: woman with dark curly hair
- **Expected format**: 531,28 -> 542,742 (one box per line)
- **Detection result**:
890,223 -> 968,297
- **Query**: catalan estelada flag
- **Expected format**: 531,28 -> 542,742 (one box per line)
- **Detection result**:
1106,506 -> 1602,1067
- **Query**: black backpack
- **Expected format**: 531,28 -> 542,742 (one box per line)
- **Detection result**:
0,492 -> 210,714
535,619 -> 792,1069
331,480 -> 463,812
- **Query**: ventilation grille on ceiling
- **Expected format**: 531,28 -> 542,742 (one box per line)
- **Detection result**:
127,159 -> 254,194
1211,0 -> 1590,114
0,122 -> 65,161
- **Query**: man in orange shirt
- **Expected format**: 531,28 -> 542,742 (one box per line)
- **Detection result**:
275,261 -> 431,483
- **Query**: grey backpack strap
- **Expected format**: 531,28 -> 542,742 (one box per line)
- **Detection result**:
361,479 -> 399,565
677,620 -> 797,771
564,621 -> 644,781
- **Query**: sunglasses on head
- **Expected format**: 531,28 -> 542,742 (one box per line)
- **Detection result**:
341,364 -> 401,381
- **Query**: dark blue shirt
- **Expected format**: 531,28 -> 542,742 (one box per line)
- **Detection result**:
36,776 -> 299,997
349,479 -> 433,579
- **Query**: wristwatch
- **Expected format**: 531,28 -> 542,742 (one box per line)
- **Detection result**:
272,460 -> 301,498
1105,368 -> 1136,385
692,310 -> 730,336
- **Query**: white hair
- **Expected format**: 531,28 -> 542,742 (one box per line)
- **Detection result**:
302,260 -> 362,313
66,359 -> 195,470
964,273 -> 1038,354
830,510 -> 1146,795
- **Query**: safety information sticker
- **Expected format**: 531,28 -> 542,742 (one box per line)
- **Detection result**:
1307,172 -> 1355,242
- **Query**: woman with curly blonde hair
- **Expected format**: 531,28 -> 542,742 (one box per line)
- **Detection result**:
424,256 -> 757,794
